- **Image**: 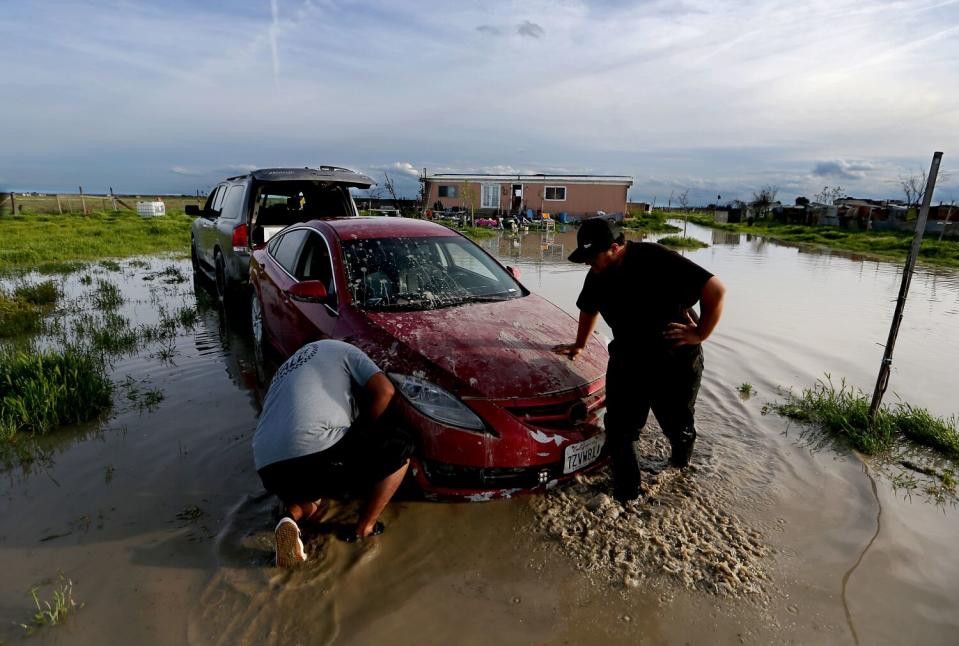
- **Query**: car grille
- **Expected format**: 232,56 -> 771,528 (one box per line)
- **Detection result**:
505,388 -> 605,429
421,460 -> 565,489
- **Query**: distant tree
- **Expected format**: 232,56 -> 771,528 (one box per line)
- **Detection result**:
814,185 -> 845,205
795,196 -> 810,207
750,185 -> 779,219
676,189 -> 690,212
900,170 -> 928,209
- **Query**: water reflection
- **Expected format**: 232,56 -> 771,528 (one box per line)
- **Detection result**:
476,222 -> 959,420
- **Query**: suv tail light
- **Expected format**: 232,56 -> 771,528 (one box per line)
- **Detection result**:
232,223 -> 248,252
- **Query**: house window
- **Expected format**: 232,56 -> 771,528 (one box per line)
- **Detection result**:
544,186 -> 566,201
438,185 -> 459,198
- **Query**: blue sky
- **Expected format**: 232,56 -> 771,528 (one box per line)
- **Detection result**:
1,0 -> 958,205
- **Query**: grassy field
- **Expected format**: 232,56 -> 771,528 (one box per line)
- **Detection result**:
686,213 -> 959,268
0,211 -> 192,274
621,210 -> 682,233
2,193 -> 202,216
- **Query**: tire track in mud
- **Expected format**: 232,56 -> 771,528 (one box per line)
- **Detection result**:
530,431 -> 769,599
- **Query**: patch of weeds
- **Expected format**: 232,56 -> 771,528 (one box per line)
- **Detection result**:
177,305 -> 199,329
657,235 -> 709,249
92,279 -> 123,310
621,212 -> 682,233
37,260 -> 85,275
769,375 -> 959,458
14,280 -> 60,307
120,376 -> 165,412
18,576 -> 80,634
738,382 -> 754,398
79,274 -> 93,285
127,259 -> 151,269
0,292 -> 44,338
176,504 -> 205,523
90,312 -> 139,355
0,281 -> 60,338
154,341 -> 178,365
0,349 -> 113,439
893,404 -> 959,457
143,265 -> 187,284
99,260 -> 122,272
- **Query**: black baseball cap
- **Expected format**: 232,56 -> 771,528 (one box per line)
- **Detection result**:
568,218 -> 625,263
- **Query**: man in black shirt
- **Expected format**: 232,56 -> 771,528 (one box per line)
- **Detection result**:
554,218 -> 726,502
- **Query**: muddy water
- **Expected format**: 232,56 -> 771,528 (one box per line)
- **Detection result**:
1,225 -> 958,644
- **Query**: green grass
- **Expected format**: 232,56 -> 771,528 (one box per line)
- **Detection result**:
0,281 -> 60,338
92,279 -> 123,310
738,382 -> 754,397
0,210 -> 192,274
621,211 -> 682,233
18,576 -> 80,634
685,214 -> 959,268
456,226 -> 498,239
657,235 -> 709,249
0,349 -> 113,441
769,376 -> 959,457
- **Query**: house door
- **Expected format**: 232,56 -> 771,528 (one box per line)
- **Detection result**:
481,184 -> 499,209
511,184 -> 522,213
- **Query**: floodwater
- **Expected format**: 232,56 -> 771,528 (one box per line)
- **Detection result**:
2,221 -> 958,644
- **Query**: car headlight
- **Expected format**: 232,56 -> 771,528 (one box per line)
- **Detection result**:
388,373 -> 486,431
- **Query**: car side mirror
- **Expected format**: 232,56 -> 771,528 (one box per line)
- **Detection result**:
287,280 -> 328,303
506,265 -> 521,280
185,204 -> 201,216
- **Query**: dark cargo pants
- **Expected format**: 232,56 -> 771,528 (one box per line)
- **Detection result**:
604,345 -> 704,496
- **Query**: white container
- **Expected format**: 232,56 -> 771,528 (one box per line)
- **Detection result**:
137,201 -> 166,217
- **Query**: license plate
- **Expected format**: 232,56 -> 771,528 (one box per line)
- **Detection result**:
563,433 -> 606,474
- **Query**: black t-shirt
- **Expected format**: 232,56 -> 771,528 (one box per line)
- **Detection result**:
576,242 -> 713,358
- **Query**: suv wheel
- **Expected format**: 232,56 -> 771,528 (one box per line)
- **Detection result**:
214,251 -> 228,303
190,239 -> 199,272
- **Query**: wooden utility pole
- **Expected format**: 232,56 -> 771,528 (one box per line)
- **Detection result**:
10,192 -> 16,215
79,186 -> 87,214
869,151 -> 943,422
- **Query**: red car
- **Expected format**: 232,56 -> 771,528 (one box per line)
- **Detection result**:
249,217 -> 608,500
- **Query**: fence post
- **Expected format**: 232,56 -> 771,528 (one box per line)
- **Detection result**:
110,187 -> 117,212
56,194 -> 63,215
10,192 -> 16,215
868,151 -> 943,423
79,186 -> 87,215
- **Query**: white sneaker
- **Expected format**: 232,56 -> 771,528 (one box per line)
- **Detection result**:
274,517 -> 307,568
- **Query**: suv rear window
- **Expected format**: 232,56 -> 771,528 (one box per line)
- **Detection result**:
254,182 -> 354,228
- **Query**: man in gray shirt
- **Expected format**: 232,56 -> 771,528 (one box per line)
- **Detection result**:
254,339 -> 412,567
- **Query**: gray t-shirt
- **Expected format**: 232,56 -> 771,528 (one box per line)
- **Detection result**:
253,339 -> 381,470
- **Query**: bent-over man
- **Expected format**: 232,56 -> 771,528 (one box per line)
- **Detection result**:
555,218 -> 726,503
253,339 -> 412,567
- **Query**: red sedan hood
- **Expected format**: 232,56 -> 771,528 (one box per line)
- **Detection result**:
364,295 -> 607,400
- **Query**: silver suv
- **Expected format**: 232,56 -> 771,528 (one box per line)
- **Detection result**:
188,167 -> 374,302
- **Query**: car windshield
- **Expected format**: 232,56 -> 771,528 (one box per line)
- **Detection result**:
342,236 -> 523,311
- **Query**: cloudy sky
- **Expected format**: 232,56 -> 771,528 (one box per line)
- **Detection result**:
2,0 -> 958,204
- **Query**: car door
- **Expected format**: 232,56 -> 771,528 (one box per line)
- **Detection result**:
198,184 -> 227,266
260,228 -> 311,357
280,230 -> 341,352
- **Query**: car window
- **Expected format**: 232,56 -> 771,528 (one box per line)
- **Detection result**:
254,183 -> 353,226
211,184 -> 228,215
219,185 -> 246,221
442,242 -> 497,280
271,229 -> 310,275
203,186 -> 223,214
342,236 -> 521,311
295,232 -> 334,287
